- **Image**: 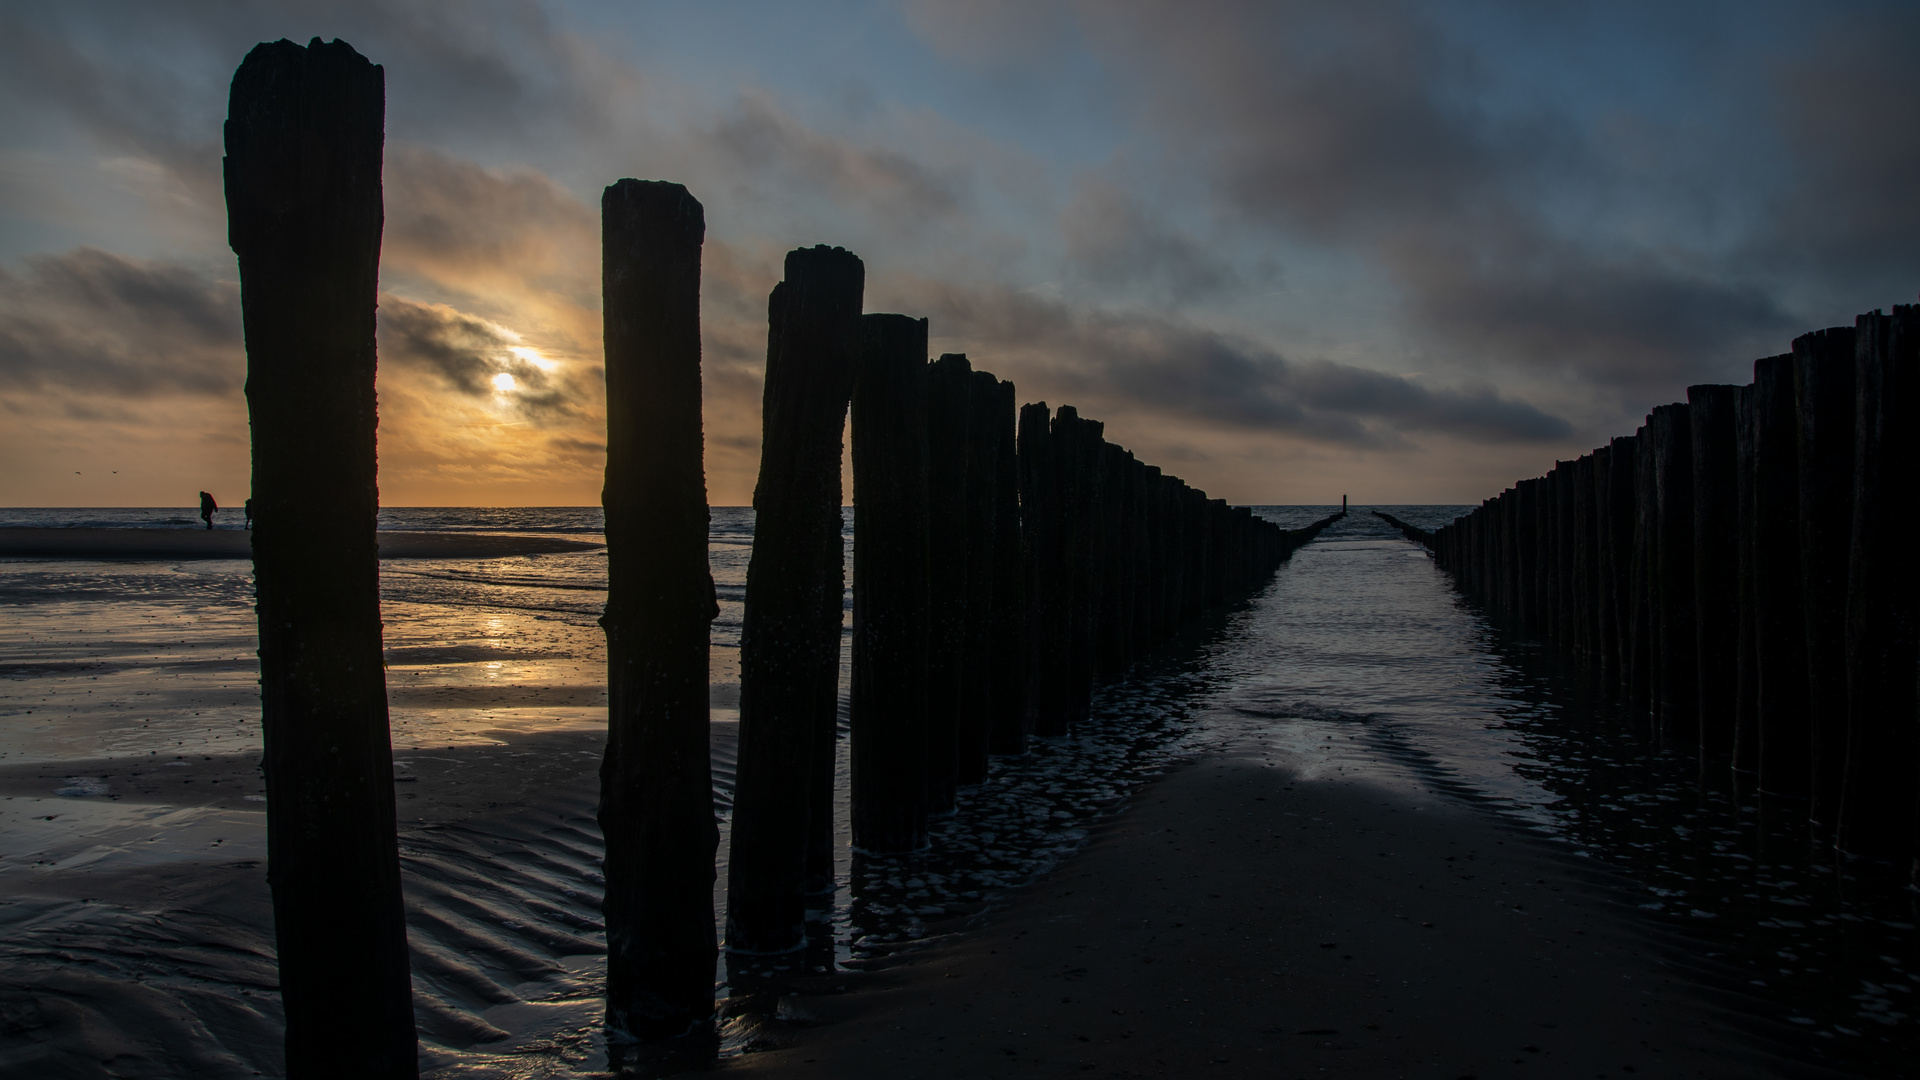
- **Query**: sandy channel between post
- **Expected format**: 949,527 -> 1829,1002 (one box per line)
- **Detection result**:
0,528 -> 604,560
719,733 -> 1839,1080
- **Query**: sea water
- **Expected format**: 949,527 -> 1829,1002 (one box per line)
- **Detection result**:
0,506 -> 1911,1076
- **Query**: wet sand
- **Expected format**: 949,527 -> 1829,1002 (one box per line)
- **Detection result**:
0,528 -> 604,560
723,732 -> 1827,1080
0,729 -> 625,1079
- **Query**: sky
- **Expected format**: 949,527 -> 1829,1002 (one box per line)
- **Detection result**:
1,0 -> 1915,507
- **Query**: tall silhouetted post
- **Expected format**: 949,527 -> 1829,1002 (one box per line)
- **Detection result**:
1689,385 -> 1740,760
1843,307 -> 1920,860
1020,402 -> 1066,736
1592,446 -> 1620,685
1732,387 -> 1760,780
728,246 -> 863,961
1752,353 -> 1809,798
958,368 -> 1001,786
1627,420 -> 1657,717
1054,407 -> 1101,727
1795,327 -> 1857,837
1604,437 -> 1639,692
598,179 -> 719,1046
1651,404 -> 1697,743
226,38 -> 415,1078
988,380 -> 1027,756
850,315 -> 931,853
924,354 -> 973,813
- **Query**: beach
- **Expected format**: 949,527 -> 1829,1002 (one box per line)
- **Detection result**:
0,510 -> 1910,1078
722,737 -> 1814,1079
0,527 -> 605,560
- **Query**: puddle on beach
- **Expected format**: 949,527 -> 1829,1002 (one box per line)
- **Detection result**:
1,506 -> 1914,1077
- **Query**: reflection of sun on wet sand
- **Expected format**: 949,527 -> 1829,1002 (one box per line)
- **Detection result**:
0,528 -> 605,560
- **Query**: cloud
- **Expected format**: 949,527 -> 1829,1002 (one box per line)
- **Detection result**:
0,246 -> 241,396
909,0 -> 1867,401
1059,175 -> 1246,302
701,89 -> 972,232
1765,8 -> 1920,292
377,294 -> 588,421
382,143 -> 598,299
888,275 -> 1570,447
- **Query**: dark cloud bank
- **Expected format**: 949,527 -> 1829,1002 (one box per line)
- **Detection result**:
904,278 -> 1569,448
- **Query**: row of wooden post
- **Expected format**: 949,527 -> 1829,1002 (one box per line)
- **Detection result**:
730,279 -> 1340,963
1404,308 -> 1919,876
227,35 -> 1337,1074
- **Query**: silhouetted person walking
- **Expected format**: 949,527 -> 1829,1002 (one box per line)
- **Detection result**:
199,491 -> 217,530
244,498 -> 255,529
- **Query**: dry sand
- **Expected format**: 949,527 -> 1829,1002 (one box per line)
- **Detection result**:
0,528 -> 604,560
721,733 -> 1833,1080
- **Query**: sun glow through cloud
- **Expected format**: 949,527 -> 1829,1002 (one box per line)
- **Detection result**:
509,346 -> 556,371
490,372 -> 516,393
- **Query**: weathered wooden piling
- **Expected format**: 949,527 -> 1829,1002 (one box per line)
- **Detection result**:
1513,479 -> 1537,635
1732,387 -> 1760,778
957,367 -> 1001,787
987,379 -> 1028,756
728,245 -> 863,958
1688,385 -> 1740,759
598,179 -> 720,1042
1129,459 -> 1158,662
1650,403 -> 1697,742
1056,407 -> 1103,726
1019,402 -> 1065,737
924,354 -> 974,814
1571,456 -> 1596,661
1841,306 -> 1920,859
1139,465 -> 1167,646
1794,327 -> 1857,833
850,315 -> 932,853
226,38 -> 416,1077
1751,352 -> 1810,798
1627,420 -> 1658,717
1603,436 -> 1639,691
1591,447 -> 1620,685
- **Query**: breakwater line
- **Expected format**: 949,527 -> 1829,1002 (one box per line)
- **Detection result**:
1380,305 -> 1920,877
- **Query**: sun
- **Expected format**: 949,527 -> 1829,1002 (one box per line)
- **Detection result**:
491,372 -> 517,393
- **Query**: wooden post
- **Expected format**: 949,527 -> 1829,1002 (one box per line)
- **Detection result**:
1513,479 -> 1536,635
1143,465 -> 1168,646
1571,457 -> 1596,660
1841,307 -> 1920,859
1687,384 -> 1740,760
1554,463 -> 1576,648
1019,402 -> 1065,737
957,367 -> 1000,787
988,380 -> 1028,756
728,245 -> 863,959
1055,408 -> 1102,726
225,38 -> 416,1077
599,179 -> 720,1043
1751,352 -> 1810,798
1605,436 -> 1639,693
1098,444 -> 1135,681
1627,418 -> 1657,719
1592,447 -> 1619,686
851,315 -> 931,853
1795,327 -> 1857,835
1651,403 -> 1697,743
924,354 -> 973,814
805,511 -> 846,902
1130,459 -> 1157,661
1732,386 -> 1760,780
